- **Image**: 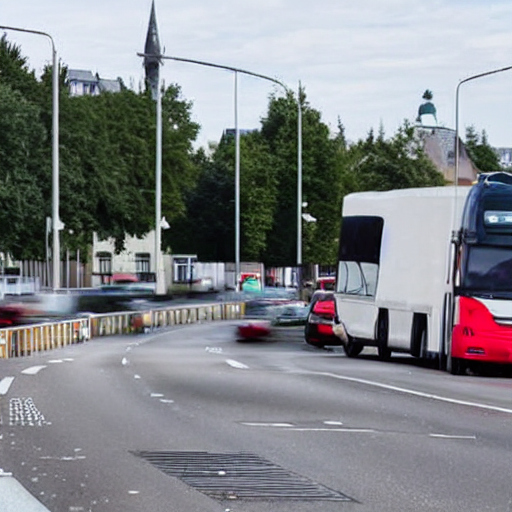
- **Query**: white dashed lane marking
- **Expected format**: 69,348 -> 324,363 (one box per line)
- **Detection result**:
0,377 -> 15,395
21,366 -> 47,376
226,359 -> 249,369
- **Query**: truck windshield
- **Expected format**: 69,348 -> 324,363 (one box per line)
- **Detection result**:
463,246 -> 512,292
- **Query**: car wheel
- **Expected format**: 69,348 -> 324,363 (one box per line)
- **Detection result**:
343,337 -> 363,358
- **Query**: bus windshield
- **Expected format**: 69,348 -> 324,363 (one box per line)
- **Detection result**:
463,246 -> 512,292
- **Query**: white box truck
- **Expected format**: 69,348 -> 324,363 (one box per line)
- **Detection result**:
334,173 -> 512,374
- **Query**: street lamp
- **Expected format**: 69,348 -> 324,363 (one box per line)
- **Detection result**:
455,64 -> 512,186
137,52 -> 303,289
0,25 -> 60,289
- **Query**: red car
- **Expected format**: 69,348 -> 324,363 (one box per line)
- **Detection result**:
304,292 -> 343,347
0,305 -> 25,328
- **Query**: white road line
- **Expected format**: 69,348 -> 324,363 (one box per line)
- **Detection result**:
242,422 -> 295,428
21,366 -> 47,376
429,434 -> 476,440
310,371 -> 512,415
0,377 -> 15,395
226,359 -> 249,369
290,428 -> 377,433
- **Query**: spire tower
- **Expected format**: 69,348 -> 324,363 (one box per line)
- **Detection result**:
144,0 -> 161,100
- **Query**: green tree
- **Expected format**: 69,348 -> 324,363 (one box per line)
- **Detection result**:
54,81 -> 200,254
168,145 -> 235,262
341,121 -> 445,193
465,126 -> 502,173
0,35 -> 40,100
261,88 -> 342,266
0,82 -> 47,259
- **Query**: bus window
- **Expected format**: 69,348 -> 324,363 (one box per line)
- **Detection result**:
463,246 -> 512,292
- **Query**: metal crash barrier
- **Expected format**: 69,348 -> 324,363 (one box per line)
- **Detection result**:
0,302 -> 244,359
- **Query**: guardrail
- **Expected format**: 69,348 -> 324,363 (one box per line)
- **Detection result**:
0,301 -> 244,359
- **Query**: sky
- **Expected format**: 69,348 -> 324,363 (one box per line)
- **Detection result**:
3,0 -> 512,149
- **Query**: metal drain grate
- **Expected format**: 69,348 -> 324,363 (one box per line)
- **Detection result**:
133,451 -> 351,501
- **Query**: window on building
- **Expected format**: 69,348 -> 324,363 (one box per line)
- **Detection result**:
135,253 -> 151,274
96,252 -> 112,275
173,256 -> 196,283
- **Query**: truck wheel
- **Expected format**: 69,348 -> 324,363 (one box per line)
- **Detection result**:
411,314 -> 427,359
377,312 -> 391,361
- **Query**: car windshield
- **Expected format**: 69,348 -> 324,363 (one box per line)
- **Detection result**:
463,246 -> 512,292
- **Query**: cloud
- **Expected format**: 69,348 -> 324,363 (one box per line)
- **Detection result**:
3,0 -> 512,147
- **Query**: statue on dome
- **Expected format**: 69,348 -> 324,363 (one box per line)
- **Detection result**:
416,89 -> 437,126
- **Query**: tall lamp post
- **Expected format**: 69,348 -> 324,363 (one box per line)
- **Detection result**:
142,2 -> 166,295
137,52 -> 303,289
0,25 -> 60,289
455,64 -> 512,186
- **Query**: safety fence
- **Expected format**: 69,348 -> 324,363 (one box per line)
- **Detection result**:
0,301 -> 244,359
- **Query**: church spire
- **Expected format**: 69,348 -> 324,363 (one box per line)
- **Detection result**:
144,0 -> 161,100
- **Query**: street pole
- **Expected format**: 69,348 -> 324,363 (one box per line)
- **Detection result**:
455,64 -> 512,187
297,81 -> 303,268
142,1 -> 166,295
453,64 -> 512,240
155,79 -> 164,294
137,52 -> 302,288
234,71 -> 241,290
0,25 -> 60,289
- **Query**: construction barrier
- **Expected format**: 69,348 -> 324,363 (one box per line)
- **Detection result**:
0,301 -> 244,359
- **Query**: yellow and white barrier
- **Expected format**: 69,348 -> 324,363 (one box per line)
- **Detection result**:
0,301 -> 244,359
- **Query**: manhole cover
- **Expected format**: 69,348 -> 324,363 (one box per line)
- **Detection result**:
133,451 -> 351,501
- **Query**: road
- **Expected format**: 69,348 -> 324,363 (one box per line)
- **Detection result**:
1,321 -> 512,511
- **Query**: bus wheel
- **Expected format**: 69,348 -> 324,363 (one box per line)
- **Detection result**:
449,356 -> 466,376
344,337 -> 363,358
377,311 -> 391,361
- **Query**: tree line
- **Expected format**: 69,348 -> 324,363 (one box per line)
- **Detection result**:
0,35 -> 502,267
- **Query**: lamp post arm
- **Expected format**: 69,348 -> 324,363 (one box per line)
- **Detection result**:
137,51 -> 303,283
455,64 -> 512,186
137,52 -> 289,93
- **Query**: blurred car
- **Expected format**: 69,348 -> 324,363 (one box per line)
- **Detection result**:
0,304 -> 26,327
236,320 -> 273,340
273,302 -> 310,326
240,273 -> 263,293
191,277 -> 215,292
237,299 -> 308,341
304,291 -> 343,347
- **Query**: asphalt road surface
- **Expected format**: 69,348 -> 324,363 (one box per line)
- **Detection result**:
1,321 -> 512,512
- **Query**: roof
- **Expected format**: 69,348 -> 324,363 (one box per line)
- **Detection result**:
98,78 -> 122,93
67,69 -> 97,83
416,126 -> 478,185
